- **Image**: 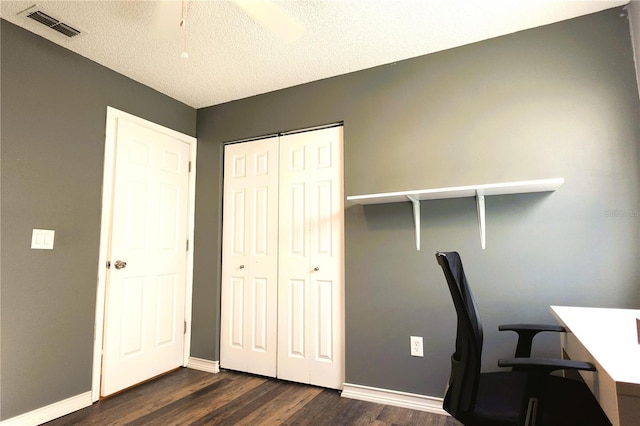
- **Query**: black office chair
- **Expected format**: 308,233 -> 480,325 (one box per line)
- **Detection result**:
435,251 -> 611,426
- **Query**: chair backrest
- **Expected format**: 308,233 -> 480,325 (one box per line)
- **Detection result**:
435,251 -> 484,418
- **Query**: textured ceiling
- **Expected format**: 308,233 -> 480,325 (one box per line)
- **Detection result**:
0,0 -> 630,108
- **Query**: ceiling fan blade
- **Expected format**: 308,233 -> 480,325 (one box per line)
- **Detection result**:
232,0 -> 306,43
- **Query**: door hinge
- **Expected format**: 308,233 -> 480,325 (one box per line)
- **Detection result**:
106,260 -> 111,269
186,239 -> 189,251
188,161 -> 192,172
184,321 -> 187,334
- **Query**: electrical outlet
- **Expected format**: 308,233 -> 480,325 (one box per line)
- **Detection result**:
410,336 -> 424,357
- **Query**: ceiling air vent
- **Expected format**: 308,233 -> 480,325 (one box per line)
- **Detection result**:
25,9 -> 82,38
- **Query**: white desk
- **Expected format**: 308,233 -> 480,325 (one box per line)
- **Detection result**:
551,306 -> 640,426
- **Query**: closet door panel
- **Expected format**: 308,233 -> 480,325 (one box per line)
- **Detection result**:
287,278 -> 307,358
230,276 -> 245,348
278,127 -> 344,389
220,137 -> 279,377
307,128 -> 344,389
278,139 -> 312,383
251,277 -> 269,351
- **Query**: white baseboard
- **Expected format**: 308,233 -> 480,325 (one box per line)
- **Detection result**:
187,357 -> 219,373
0,391 -> 92,426
341,383 -> 447,416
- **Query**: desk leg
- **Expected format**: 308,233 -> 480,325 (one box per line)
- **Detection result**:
561,347 -> 582,381
617,385 -> 640,425
561,332 -> 620,426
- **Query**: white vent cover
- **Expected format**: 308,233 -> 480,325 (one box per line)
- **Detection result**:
21,7 -> 82,38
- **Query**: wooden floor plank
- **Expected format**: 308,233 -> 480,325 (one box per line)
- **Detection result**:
43,368 -> 453,426
189,379 -> 286,425
330,398 -> 387,425
282,387 -> 349,425
126,379 -> 234,425
44,368 -> 221,426
130,372 -> 268,425
106,369 -> 226,425
231,380 -> 323,426
377,404 -> 461,426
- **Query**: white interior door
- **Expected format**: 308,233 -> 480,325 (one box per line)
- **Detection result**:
220,137 -> 279,377
277,127 -> 344,389
101,117 -> 191,396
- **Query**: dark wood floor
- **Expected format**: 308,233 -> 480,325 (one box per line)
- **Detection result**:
44,368 -> 461,425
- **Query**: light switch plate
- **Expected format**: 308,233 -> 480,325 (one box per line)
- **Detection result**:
31,229 -> 55,249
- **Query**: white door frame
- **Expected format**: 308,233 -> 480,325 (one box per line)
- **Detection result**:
91,106 -> 197,402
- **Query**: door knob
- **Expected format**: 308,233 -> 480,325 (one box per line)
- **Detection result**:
240,265 -> 245,269
114,260 -> 127,270
314,267 -> 320,271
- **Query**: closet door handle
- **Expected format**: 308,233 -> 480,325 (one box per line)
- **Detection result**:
313,267 -> 320,272
239,265 -> 245,269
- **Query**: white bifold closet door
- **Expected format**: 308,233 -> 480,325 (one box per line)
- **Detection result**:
276,129 -> 344,389
220,127 -> 344,389
220,136 -> 280,377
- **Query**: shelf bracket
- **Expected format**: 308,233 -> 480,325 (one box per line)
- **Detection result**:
407,195 -> 420,251
476,190 -> 486,250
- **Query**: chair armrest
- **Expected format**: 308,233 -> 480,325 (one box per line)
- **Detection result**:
499,324 -> 566,357
498,357 -> 595,376
499,324 -> 566,333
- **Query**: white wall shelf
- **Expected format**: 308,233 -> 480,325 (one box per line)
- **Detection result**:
347,178 -> 564,250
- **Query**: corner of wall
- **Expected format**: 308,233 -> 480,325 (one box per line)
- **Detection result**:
187,357 -> 220,374
627,1 -> 640,99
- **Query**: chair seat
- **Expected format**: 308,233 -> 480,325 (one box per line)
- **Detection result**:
463,372 -> 611,426
472,371 -> 528,425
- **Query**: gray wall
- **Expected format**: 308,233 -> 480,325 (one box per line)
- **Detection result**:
195,6 -> 640,397
0,21 -> 196,420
